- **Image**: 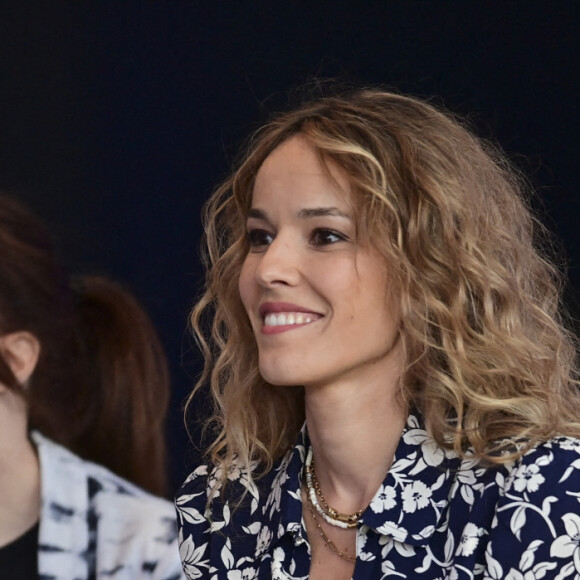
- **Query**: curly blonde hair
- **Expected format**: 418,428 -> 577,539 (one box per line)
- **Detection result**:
188,88 -> 580,479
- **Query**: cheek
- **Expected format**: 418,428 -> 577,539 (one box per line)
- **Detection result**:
238,260 -> 254,311
354,263 -> 395,324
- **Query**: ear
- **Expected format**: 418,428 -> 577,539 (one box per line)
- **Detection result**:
0,331 -> 41,385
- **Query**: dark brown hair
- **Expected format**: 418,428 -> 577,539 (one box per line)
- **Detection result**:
0,195 -> 170,496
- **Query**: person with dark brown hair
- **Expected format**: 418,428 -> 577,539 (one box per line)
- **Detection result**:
176,88 -> 580,579
0,194 -> 184,579
33,274 -> 171,497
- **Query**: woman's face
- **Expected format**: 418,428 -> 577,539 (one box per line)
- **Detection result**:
238,135 -> 402,390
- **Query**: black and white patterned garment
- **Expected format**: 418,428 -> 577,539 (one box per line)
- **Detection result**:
176,412 -> 580,579
33,432 -> 185,580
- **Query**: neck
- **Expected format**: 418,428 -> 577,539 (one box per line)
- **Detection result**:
304,362 -> 407,514
0,391 -> 41,547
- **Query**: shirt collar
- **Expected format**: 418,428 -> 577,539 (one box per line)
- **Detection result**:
360,413 -> 461,545
260,413 -> 461,549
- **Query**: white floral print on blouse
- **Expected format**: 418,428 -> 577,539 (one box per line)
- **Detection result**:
175,413 -> 580,579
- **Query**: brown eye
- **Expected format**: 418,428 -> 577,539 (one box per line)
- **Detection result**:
310,228 -> 346,246
246,229 -> 274,247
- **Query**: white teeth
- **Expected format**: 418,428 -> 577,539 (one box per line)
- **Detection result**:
264,312 -> 315,327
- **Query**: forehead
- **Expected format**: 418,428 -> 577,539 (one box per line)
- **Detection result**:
251,135 -> 353,210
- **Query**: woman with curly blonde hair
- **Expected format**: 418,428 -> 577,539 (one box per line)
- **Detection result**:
176,88 -> 580,580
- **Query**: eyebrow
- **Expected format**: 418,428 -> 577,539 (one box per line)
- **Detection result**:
247,207 -> 351,220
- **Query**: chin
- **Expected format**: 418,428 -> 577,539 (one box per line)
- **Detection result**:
258,362 -> 306,387
260,373 -> 301,387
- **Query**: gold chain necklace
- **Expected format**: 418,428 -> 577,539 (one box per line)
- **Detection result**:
304,490 -> 357,562
305,447 -> 363,529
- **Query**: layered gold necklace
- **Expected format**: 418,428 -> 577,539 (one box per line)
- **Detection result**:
304,447 -> 364,529
304,493 -> 357,562
303,447 -> 363,562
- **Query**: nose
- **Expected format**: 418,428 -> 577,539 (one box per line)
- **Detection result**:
254,235 -> 300,287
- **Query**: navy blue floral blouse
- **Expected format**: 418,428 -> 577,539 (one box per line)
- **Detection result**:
175,413 -> 580,579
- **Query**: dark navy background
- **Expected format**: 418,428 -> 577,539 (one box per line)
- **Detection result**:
1,2 -> 579,495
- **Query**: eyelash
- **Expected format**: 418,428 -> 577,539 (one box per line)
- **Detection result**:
246,229 -> 274,248
245,228 -> 348,249
310,228 -> 347,245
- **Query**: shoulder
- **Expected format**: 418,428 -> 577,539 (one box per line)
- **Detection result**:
176,461 -> 262,579
471,435 -> 580,528
174,464 -> 214,578
482,436 -> 580,578
501,436 -> 580,502
455,435 -> 580,506
176,459 -> 262,534
485,436 -> 580,532
34,431 -> 176,520
176,454 -> 297,579
34,432 -> 184,579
